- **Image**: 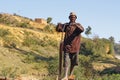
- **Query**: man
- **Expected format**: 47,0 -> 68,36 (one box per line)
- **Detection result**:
56,12 -> 84,80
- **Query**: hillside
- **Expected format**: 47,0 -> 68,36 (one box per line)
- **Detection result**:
0,13 -> 61,79
0,13 -> 120,80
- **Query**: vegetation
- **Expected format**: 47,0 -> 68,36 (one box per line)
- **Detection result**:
85,26 -> 92,37
114,43 -> 120,54
0,13 -> 120,80
0,13 -> 33,29
0,28 -> 10,37
46,17 -> 52,24
80,37 -> 114,56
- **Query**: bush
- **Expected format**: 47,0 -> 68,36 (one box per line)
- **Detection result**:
3,36 -> 19,48
1,67 -> 19,79
22,33 -> 58,48
47,56 -> 58,75
18,22 -> 28,28
22,37 -> 40,47
0,13 -> 19,26
23,52 -> 36,63
48,39 -> 58,47
101,74 -> 120,80
78,55 -> 95,78
43,24 -> 56,33
0,13 -> 32,29
80,38 -> 114,57
0,28 -> 10,37
80,39 -> 95,55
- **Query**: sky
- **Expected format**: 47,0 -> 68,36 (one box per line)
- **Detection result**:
0,0 -> 120,43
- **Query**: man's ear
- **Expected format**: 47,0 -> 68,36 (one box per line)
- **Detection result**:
69,16 -> 71,19
75,16 -> 77,19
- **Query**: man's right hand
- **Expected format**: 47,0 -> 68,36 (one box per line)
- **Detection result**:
56,23 -> 63,32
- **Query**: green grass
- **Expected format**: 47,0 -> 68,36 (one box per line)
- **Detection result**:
0,13 -> 120,80
0,28 -> 10,37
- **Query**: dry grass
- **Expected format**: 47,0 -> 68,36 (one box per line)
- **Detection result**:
0,14 -> 60,79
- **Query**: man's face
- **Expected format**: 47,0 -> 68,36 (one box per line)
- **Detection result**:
69,15 -> 76,23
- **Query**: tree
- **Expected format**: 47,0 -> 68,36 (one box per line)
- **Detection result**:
114,43 -> 120,54
109,36 -> 115,44
85,26 -> 92,37
45,17 -> 56,33
47,17 -> 52,24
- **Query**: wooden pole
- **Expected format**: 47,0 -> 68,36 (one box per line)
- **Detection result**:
58,42 -> 63,80
58,23 -> 65,80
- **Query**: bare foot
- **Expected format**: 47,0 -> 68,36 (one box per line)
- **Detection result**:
68,75 -> 75,80
61,77 -> 68,80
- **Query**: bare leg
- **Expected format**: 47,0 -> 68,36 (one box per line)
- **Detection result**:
68,65 -> 76,80
65,66 -> 69,78
69,52 -> 78,76
70,65 -> 74,76
62,53 -> 70,80
62,66 -> 69,80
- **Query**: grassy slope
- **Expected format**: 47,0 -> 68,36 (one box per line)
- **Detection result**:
0,13 -> 120,79
0,14 -> 61,79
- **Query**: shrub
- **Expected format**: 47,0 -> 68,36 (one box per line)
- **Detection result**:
1,67 -> 18,79
47,56 -> 58,75
23,52 -> 36,63
101,74 -> 120,80
22,37 -> 40,47
80,38 -> 114,57
43,24 -> 56,33
18,22 -> 28,28
78,55 -> 95,78
0,28 -> 10,37
0,13 -> 32,29
3,36 -> 19,48
0,13 -> 18,26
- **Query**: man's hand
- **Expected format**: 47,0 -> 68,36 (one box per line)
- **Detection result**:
57,23 -> 62,26
74,23 -> 84,32
56,23 -> 63,32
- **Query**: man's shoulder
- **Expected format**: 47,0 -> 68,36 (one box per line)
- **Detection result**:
75,22 -> 81,25
64,22 -> 80,24
64,22 -> 69,25
76,22 -> 81,25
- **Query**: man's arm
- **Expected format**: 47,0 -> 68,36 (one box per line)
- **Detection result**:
75,23 -> 84,33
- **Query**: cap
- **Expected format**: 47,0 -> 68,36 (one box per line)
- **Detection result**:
69,12 -> 76,16
69,12 -> 77,19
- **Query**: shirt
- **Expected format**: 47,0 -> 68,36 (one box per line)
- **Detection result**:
56,22 -> 84,53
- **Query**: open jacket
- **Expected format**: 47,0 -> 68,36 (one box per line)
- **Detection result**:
56,22 -> 84,53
